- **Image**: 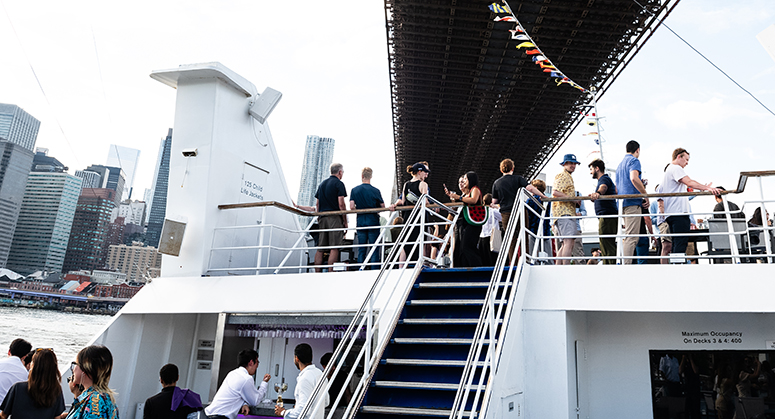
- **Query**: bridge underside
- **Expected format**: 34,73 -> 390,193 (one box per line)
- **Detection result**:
386,0 -> 680,199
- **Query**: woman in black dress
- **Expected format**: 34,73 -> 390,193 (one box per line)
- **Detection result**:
390,162 -> 430,262
446,171 -> 483,267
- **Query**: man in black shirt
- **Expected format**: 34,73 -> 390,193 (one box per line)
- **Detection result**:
491,159 -> 545,260
712,187 -> 745,219
315,163 -> 348,272
589,159 -> 618,264
144,364 -> 202,419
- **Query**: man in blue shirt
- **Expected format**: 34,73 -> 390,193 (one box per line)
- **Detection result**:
350,167 -> 385,269
314,163 -> 348,273
615,141 -> 649,264
588,159 -> 617,264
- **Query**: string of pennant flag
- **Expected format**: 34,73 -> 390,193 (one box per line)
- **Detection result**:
488,2 -> 586,92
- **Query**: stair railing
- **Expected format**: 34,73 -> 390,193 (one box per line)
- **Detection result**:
300,194 -> 460,419
450,189 -> 540,419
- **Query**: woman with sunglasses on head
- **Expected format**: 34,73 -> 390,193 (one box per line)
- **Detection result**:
66,345 -> 118,419
0,348 -> 66,419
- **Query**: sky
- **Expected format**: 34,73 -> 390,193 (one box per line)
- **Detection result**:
1,0 -> 774,220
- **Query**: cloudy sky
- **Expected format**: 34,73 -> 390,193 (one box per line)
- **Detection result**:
1,0 -> 774,217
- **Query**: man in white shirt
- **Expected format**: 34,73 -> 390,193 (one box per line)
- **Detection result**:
0,338 -> 31,405
205,349 -> 271,419
661,148 -> 720,256
274,344 -> 329,419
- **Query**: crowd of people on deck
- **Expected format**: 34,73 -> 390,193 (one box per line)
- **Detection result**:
0,338 -> 337,419
295,141 -> 772,270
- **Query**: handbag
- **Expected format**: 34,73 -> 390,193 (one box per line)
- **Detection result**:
463,204 -> 489,226
490,224 -> 503,252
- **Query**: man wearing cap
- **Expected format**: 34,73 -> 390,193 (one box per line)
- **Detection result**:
615,141 -> 649,264
552,154 -> 581,265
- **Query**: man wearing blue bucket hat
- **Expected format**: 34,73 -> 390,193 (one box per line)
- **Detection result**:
552,154 -> 581,265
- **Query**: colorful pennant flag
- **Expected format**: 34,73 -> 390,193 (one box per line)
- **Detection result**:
489,3 -> 511,14
582,132 -> 598,136
485,1 -> 586,92
508,28 -> 524,37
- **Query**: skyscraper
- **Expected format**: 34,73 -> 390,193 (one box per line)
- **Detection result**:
74,170 -> 102,189
0,104 -> 40,152
0,141 -> 35,268
81,165 -> 125,205
297,135 -> 335,208
6,154 -> 81,274
62,189 -> 117,273
146,129 -> 172,247
106,145 -> 140,200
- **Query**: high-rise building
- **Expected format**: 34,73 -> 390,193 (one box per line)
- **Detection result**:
106,242 -> 161,283
74,170 -> 102,189
0,141 -> 35,267
297,135 -> 335,225
31,148 -> 68,172
0,104 -> 40,152
112,200 -> 146,226
62,189 -> 117,273
81,165 -> 125,204
146,129 -> 172,247
106,145 -> 140,200
6,169 -> 82,274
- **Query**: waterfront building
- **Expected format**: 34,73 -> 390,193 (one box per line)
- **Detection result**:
106,242 -> 161,283
61,189 -> 117,273
145,129 -> 172,247
296,135 -> 335,225
90,269 -> 127,284
0,141 -> 35,268
106,145 -> 140,200
82,165 -> 125,204
6,169 -> 82,274
74,169 -> 102,189
0,103 -> 40,152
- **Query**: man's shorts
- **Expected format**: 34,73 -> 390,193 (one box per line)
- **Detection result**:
658,222 -> 671,243
318,215 -> 344,247
555,217 -> 578,238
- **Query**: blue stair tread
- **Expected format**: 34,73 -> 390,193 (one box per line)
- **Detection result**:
371,380 -> 485,391
415,282 -> 510,288
380,358 -> 484,367
398,318 -> 500,325
360,406 -> 477,417
406,299 -> 505,305
391,338 -> 493,345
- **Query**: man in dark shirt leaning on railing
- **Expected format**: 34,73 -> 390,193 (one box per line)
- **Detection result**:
588,159 -> 618,265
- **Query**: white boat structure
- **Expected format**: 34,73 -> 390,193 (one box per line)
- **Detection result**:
67,61 -> 775,419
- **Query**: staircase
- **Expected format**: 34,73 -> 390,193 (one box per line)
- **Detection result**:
354,267 -> 506,419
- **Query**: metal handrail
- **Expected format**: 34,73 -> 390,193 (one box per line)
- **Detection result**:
450,188 -> 535,419
298,194 -> 461,419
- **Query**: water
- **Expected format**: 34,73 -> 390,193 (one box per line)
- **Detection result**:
0,306 -> 112,368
